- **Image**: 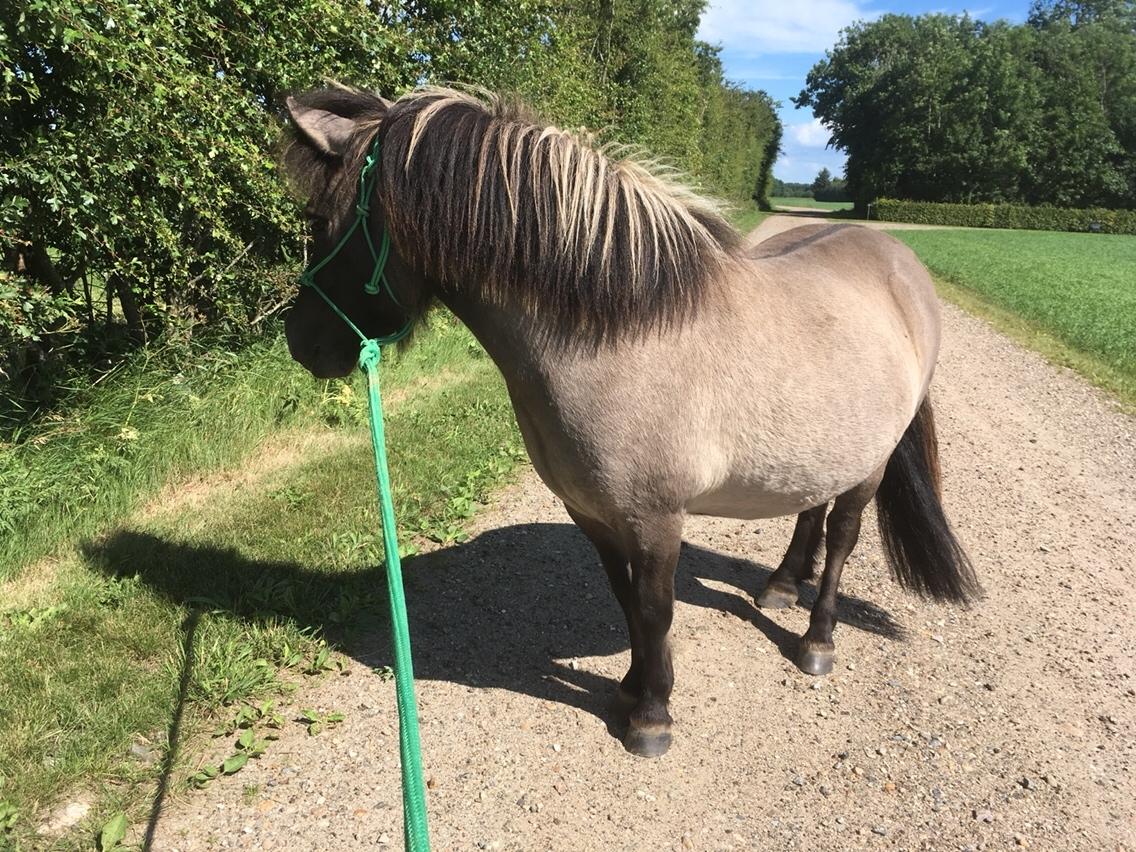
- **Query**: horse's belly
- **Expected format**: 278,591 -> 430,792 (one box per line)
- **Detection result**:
685,476 -> 848,520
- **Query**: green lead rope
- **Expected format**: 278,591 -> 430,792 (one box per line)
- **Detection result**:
297,131 -> 428,850
360,341 -> 430,852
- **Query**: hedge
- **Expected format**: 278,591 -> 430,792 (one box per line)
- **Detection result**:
1,0 -> 781,416
872,199 -> 1136,235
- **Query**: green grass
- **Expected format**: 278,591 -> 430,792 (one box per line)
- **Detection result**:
770,196 -> 853,211
729,206 -> 772,233
0,315 -> 523,848
891,228 -> 1136,407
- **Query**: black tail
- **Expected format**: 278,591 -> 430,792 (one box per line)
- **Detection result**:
875,398 -> 979,603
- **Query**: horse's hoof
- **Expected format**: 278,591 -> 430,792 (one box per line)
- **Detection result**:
756,582 -> 798,609
623,724 -> 673,758
796,642 -> 835,676
610,687 -> 638,719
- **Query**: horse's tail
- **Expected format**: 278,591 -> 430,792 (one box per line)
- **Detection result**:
874,397 -> 979,603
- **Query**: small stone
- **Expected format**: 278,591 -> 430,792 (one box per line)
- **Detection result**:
792,775 -> 805,787
852,766 -> 864,776
1014,834 -> 1029,847
681,832 -> 694,849
130,741 -> 160,766
378,834 -> 391,846
872,825 -> 888,836
1020,777 -> 1036,791
883,781 -> 896,793
427,776 -> 437,789
973,809 -> 994,823
819,785 -> 832,797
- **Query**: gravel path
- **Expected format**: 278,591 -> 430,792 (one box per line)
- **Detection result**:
151,221 -> 1135,851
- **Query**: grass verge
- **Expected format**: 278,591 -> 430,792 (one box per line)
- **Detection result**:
770,196 -> 852,211
729,207 -> 772,233
0,314 -> 523,848
890,228 -> 1136,409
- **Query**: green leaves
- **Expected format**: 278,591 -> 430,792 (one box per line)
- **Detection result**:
300,709 -> 345,736
97,812 -> 128,851
797,11 -> 1136,208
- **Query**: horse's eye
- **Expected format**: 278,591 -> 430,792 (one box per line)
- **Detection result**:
306,215 -> 328,235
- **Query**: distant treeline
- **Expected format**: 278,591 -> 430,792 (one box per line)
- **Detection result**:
771,170 -> 849,202
796,0 -> 1136,210
0,0 -> 780,412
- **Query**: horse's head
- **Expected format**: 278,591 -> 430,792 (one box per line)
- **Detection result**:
282,90 -> 416,378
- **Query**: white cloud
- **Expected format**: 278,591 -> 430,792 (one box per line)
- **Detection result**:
791,118 -> 831,148
697,0 -> 879,54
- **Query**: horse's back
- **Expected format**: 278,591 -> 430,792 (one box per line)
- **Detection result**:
746,223 -> 941,380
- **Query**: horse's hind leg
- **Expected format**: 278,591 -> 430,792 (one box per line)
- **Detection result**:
797,467 -> 885,676
756,504 -> 827,609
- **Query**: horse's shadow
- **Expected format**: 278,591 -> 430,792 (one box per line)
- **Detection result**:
84,521 -> 902,723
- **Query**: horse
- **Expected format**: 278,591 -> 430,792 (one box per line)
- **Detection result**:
280,86 -> 978,758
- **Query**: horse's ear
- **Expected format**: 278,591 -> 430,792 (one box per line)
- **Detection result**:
286,97 -> 356,158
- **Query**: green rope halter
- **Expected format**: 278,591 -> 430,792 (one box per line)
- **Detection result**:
297,133 -> 429,851
298,133 -> 412,354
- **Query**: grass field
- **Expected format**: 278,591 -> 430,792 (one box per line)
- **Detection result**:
892,228 -> 1136,407
0,316 -> 523,847
771,196 -> 853,211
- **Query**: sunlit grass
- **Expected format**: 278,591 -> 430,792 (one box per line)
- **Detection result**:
0,315 -> 523,847
892,228 -> 1136,408
771,196 -> 852,211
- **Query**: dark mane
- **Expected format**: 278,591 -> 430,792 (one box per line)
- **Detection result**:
286,87 -> 741,339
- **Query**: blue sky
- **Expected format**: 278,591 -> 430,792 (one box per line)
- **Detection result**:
696,0 -> 1029,183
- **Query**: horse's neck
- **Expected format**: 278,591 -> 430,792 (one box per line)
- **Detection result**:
437,290 -> 553,382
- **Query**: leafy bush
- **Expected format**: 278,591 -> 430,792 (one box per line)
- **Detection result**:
873,199 -> 1136,235
1,0 -> 780,417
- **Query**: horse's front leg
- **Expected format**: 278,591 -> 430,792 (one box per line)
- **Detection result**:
622,512 -> 683,758
565,507 -> 643,714
756,504 -> 827,608
568,507 -> 682,758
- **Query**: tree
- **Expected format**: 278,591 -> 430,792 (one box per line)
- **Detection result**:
811,168 -> 833,195
794,10 -> 1135,209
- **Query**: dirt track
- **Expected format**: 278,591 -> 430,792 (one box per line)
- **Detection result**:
152,219 -> 1135,851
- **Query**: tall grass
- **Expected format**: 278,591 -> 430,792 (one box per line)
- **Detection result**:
0,315 -> 524,847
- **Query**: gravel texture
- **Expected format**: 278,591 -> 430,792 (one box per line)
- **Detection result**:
149,221 -> 1135,851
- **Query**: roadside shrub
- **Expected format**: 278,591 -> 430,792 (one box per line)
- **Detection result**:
873,199 -> 1136,235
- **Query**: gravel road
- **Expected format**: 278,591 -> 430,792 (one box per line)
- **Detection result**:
150,220 -> 1135,851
